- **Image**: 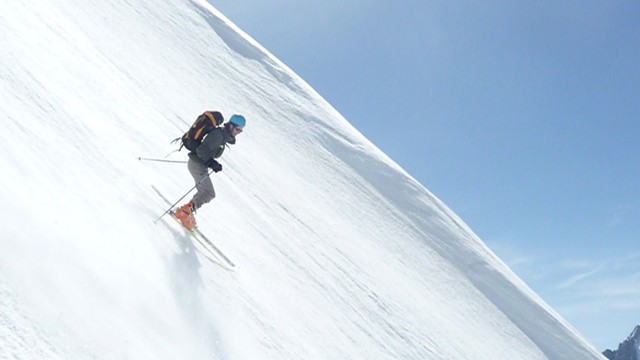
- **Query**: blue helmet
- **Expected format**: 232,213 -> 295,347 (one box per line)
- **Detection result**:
229,114 -> 246,128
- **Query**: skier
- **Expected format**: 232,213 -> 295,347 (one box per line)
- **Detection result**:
174,114 -> 246,229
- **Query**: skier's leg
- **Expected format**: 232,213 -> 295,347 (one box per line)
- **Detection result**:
188,156 -> 216,210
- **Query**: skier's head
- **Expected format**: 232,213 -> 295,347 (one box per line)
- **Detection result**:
228,114 -> 246,136
229,114 -> 246,128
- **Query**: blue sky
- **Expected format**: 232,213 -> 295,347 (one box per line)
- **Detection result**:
209,0 -> 639,350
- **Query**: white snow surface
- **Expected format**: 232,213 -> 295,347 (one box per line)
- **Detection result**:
0,1 -> 605,359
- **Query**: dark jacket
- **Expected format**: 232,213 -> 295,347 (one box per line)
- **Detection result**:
192,124 -> 236,163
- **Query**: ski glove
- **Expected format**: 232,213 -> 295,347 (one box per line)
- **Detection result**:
205,158 -> 223,172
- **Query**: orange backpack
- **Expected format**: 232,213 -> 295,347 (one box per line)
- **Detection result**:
175,111 -> 224,151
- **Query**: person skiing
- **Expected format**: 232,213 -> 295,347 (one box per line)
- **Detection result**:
174,113 -> 246,229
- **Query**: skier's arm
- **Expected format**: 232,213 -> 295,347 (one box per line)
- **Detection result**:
194,130 -> 224,163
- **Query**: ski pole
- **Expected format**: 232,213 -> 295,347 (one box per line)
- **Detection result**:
154,170 -> 213,223
138,157 -> 187,164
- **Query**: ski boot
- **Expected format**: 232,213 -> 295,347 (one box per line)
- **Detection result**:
175,201 -> 197,230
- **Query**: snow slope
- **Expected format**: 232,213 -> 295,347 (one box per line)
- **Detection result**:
0,0 -> 604,359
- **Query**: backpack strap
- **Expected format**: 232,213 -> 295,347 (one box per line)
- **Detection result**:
170,137 -> 184,151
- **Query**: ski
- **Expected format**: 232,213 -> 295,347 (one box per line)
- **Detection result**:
151,185 -> 236,270
191,225 -> 236,268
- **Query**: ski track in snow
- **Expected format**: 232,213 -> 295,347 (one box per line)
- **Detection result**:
0,0 -> 605,359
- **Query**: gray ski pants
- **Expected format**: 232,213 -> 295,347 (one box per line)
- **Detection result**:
187,155 -> 215,210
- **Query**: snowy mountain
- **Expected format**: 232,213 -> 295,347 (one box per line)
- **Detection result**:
0,0 -> 605,359
604,325 -> 640,360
